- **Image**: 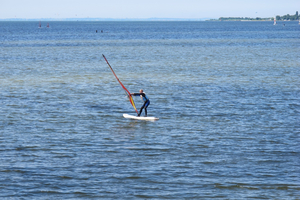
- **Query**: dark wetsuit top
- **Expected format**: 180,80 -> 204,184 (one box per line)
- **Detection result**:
132,93 -> 150,116
132,93 -> 149,103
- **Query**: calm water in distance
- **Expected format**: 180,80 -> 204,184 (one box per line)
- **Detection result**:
0,21 -> 299,199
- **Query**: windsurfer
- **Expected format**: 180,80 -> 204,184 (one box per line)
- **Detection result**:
131,89 -> 150,117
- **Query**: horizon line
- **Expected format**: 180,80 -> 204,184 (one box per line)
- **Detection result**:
0,17 -> 213,21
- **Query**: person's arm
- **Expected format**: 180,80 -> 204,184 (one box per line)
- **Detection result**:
131,93 -> 141,96
131,93 -> 145,97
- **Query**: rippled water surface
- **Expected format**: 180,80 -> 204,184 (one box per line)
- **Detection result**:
0,21 -> 299,199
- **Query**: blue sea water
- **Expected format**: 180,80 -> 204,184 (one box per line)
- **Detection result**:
0,21 -> 299,199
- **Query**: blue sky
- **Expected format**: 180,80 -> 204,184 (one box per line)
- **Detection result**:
0,0 -> 299,19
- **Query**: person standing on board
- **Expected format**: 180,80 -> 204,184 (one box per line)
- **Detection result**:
131,89 -> 150,117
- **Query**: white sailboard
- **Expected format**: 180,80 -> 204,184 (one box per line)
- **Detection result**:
123,114 -> 159,121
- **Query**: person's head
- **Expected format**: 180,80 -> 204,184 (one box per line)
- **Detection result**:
139,89 -> 143,93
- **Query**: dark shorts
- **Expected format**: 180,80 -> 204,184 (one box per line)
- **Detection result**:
144,100 -> 150,108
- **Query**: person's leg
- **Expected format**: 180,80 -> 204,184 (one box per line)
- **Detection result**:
144,101 -> 150,117
138,103 -> 146,116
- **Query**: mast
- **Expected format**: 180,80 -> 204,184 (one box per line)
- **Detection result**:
102,54 -> 139,114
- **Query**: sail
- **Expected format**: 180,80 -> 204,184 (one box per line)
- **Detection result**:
102,54 -> 138,114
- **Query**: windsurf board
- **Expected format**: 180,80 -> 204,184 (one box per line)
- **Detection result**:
123,114 -> 159,121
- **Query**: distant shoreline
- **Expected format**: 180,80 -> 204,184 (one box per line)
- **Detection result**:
0,18 -> 298,22
216,12 -> 299,21
0,18 -> 210,22
209,19 -> 299,22
1,12 -> 299,22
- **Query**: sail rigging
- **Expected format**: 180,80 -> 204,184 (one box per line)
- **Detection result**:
102,54 -> 138,114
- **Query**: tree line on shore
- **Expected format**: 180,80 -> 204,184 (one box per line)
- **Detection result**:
218,11 -> 299,21
276,11 -> 299,21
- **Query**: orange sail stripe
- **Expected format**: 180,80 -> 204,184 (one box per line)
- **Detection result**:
102,54 -> 138,114
129,96 -> 138,112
